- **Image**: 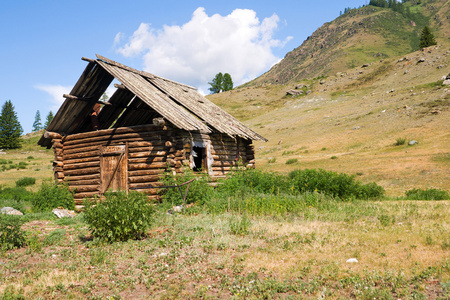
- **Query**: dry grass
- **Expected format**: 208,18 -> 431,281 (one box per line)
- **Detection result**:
0,201 -> 449,299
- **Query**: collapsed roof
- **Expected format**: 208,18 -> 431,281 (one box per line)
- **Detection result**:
38,54 -> 267,148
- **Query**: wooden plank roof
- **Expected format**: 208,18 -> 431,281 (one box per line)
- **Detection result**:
38,55 -> 267,147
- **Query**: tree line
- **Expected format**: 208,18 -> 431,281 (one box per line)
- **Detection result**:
0,100 -> 54,149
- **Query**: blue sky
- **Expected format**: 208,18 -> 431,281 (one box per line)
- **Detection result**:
1,0 -> 367,133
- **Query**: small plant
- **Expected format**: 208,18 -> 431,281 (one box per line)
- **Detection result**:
378,214 -> 395,227
83,191 -> 154,243
405,188 -> 449,200
15,177 -> 36,187
0,215 -> 26,251
285,158 -> 298,165
26,232 -> 43,253
43,229 -> 66,246
330,156 -> 338,159
267,157 -> 276,164
442,237 -> 450,250
229,214 -> 251,236
17,161 -> 28,169
32,181 -> 74,212
395,137 -> 407,146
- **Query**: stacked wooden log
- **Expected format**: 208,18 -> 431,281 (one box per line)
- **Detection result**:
209,135 -> 255,177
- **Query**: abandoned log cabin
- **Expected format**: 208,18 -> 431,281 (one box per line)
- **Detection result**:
38,55 -> 267,204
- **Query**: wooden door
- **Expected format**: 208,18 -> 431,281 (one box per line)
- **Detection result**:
100,144 -> 128,193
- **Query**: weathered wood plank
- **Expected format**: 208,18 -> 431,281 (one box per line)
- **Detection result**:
68,179 -> 101,186
128,175 -> 161,183
128,169 -> 164,177
64,167 -> 100,176
64,161 -> 100,171
65,174 -> 100,181
128,162 -> 167,170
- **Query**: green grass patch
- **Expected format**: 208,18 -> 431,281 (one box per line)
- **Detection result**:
15,177 -> 36,187
285,158 -> 298,165
404,188 -> 449,200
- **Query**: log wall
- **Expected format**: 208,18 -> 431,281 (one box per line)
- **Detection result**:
48,124 -> 256,204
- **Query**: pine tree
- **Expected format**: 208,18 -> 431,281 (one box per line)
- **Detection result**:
0,100 -> 23,149
419,26 -> 437,48
44,111 -> 54,128
208,72 -> 224,94
32,110 -> 42,132
222,73 -> 234,91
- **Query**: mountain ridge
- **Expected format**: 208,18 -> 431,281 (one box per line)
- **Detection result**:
246,0 -> 449,87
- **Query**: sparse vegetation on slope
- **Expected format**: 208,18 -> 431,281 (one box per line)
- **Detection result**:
246,0 -> 449,87
208,45 -> 450,196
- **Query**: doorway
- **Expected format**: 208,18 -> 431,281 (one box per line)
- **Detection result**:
192,146 -> 206,172
100,144 -> 128,193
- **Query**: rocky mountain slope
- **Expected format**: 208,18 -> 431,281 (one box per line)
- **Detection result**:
246,0 -> 449,87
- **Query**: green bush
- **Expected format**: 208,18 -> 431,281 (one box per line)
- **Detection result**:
32,182 -> 74,212
218,169 -> 290,197
15,177 -> 36,187
395,137 -> 407,146
289,169 -> 384,200
83,191 -> 154,243
160,168 -> 213,206
285,158 -> 298,165
0,215 -> 26,251
405,188 -> 449,200
0,186 -> 34,203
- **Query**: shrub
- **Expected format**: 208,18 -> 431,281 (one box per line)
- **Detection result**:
218,169 -> 290,197
0,215 -> 26,251
32,182 -> 74,212
0,186 -> 34,203
17,162 -> 28,169
285,158 -> 298,165
395,137 -> 406,146
405,188 -> 449,200
160,168 -> 213,206
83,191 -> 154,243
15,177 -> 36,187
267,157 -> 276,164
289,169 -> 384,200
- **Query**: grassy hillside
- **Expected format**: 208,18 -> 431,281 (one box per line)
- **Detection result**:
0,131 -> 53,191
247,0 -> 449,86
208,45 -> 450,196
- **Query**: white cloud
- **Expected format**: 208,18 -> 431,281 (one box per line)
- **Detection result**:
116,7 -> 291,91
35,84 -> 71,112
113,32 -> 125,48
